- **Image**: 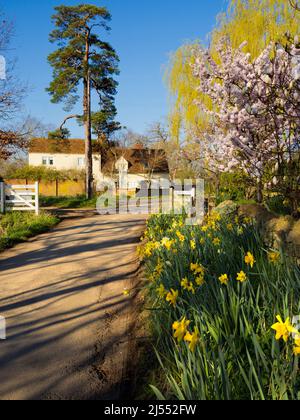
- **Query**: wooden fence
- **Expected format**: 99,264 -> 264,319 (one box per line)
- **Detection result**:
0,182 -> 39,215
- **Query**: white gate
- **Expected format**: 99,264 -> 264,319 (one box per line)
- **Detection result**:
0,182 -> 39,215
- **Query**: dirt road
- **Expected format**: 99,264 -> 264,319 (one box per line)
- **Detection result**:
0,214 -> 145,400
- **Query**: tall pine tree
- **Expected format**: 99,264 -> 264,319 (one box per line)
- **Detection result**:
47,4 -> 119,198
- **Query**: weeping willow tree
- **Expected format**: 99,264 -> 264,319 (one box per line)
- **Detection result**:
166,0 -> 300,143
212,0 -> 300,57
166,44 -> 212,145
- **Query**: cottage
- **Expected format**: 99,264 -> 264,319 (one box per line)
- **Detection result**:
28,138 -> 170,191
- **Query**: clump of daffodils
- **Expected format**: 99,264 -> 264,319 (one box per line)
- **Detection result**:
173,318 -> 200,353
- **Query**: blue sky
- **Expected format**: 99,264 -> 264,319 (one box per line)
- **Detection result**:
3,0 -> 227,137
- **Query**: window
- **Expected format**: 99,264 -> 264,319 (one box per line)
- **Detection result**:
42,157 -> 54,166
77,157 -> 85,167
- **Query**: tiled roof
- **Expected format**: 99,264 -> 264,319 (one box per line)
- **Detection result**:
102,148 -> 169,174
29,138 -> 90,154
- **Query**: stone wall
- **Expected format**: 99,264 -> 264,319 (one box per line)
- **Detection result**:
215,201 -> 300,259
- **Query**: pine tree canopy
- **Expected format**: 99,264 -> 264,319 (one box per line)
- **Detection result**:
47,4 -> 119,109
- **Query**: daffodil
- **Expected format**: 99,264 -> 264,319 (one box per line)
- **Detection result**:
176,231 -> 185,243
184,327 -> 200,353
227,223 -> 233,231
200,237 -> 205,245
190,262 -> 205,275
166,289 -> 179,307
268,251 -> 280,264
190,240 -> 196,250
156,284 -> 167,299
213,238 -> 221,247
243,217 -> 252,225
271,315 -> 299,342
161,237 -> 174,251
187,282 -> 196,294
195,275 -> 205,286
173,317 -> 191,343
181,277 -> 189,290
237,271 -> 247,283
237,227 -> 244,236
294,338 -> 300,356
219,274 -> 229,285
123,288 -> 130,296
245,252 -> 256,268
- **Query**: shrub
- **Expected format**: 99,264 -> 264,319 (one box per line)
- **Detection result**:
0,212 -> 59,251
3,165 -> 85,182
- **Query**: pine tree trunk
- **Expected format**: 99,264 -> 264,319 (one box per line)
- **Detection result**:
84,37 -> 93,199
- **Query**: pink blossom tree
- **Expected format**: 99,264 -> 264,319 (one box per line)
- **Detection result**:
193,37 -> 300,210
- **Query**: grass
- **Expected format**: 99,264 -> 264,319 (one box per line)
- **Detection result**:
40,195 -> 99,209
139,213 -> 300,400
0,211 -> 60,252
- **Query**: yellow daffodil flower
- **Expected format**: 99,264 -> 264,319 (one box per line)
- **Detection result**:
123,288 -> 130,296
190,240 -> 196,250
161,237 -> 174,251
195,275 -> 205,286
190,263 -> 205,275
244,217 -> 252,225
271,315 -> 299,343
156,284 -> 167,299
294,338 -> 300,356
245,252 -> 256,268
213,238 -> 221,247
173,317 -> 191,343
181,277 -> 189,290
219,274 -> 229,285
227,223 -> 233,231
237,271 -> 247,283
186,282 -> 195,294
166,289 -> 179,307
237,227 -> 244,236
268,251 -> 280,264
176,231 -> 185,243
184,327 -> 200,353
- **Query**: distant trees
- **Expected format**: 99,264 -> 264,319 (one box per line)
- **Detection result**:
0,12 -> 27,160
47,4 -> 119,198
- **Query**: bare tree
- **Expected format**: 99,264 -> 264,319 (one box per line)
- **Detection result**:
147,122 -> 169,147
0,12 -> 27,160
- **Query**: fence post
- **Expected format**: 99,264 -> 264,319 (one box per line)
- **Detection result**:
35,182 -> 39,215
0,182 -> 5,214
